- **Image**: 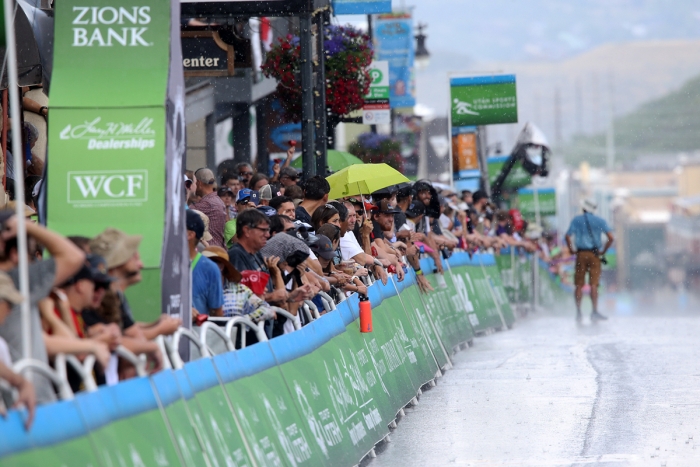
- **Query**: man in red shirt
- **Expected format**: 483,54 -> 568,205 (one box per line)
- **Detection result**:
193,168 -> 227,247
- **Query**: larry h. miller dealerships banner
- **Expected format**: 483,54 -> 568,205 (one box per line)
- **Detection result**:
47,0 -> 189,322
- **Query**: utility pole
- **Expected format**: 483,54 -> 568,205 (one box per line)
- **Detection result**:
300,12 -> 316,178
606,71 -> 616,171
313,9 -> 329,176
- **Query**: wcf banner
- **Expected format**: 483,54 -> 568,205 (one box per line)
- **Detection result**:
47,0 -> 189,321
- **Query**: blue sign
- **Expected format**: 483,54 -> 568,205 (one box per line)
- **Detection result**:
374,13 -> 415,109
332,0 -> 391,14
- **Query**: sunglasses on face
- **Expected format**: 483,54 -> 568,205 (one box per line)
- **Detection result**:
239,172 -> 253,177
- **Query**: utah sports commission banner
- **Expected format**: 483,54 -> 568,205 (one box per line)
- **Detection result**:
47,0 -> 189,322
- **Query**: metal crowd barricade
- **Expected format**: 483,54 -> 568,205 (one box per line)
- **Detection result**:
54,354 -> 98,392
170,328 -> 211,369
317,291 -> 336,312
223,316 -> 268,349
114,345 -> 148,377
13,358 -> 74,400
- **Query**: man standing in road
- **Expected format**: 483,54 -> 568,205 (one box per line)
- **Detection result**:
565,199 -> 614,322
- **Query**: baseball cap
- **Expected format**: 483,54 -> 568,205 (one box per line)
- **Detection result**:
0,271 -> 22,305
237,189 -> 261,205
90,228 -> 142,270
309,234 -> 336,260
405,200 -> 425,218
371,199 -> 401,214
62,254 -> 114,287
279,167 -> 299,179
217,186 -> 234,197
186,209 -> 205,240
86,255 -> 114,286
257,205 -> 277,217
259,184 -> 275,201
194,168 -> 216,185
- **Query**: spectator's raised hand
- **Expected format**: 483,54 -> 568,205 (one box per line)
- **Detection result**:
264,256 -> 281,274
355,267 -> 368,277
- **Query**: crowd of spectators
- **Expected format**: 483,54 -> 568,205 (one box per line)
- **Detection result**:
0,133 -> 555,430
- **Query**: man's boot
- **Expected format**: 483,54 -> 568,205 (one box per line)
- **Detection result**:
591,311 -> 608,321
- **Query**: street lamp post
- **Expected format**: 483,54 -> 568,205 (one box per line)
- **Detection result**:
415,23 -> 430,70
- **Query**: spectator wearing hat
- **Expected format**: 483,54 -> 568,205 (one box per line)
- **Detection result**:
258,184 -> 278,206
370,200 -> 405,282
190,209 -> 214,248
192,168 -> 227,248
565,199 -> 614,322
184,170 -> 199,206
217,186 -> 236,220
187,211 -> 223,317
278,167 -> 300,188
311,233 -> 368,298
88,228 -> 179,374
0,212 -> 85,404
0,270 -> 36,429
296,175 -> 330,225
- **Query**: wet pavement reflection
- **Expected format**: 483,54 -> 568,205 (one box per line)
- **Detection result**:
371,305 -> 700,467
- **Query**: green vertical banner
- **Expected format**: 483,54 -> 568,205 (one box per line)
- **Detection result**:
47,0 -> 188,320
517,187 -> 556,222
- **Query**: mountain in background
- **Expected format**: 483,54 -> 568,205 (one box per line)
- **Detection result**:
562,73 -> 700,167
414,0 -> 700,63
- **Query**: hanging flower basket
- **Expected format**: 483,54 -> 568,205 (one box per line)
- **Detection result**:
261,25 -> 373,123
348,133 -> 404,173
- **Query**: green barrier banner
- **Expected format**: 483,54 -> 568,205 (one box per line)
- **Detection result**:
0,254 -> 541,467
47,0 -> 188,321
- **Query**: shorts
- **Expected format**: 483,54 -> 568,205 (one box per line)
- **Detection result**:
575,251 -> 601,287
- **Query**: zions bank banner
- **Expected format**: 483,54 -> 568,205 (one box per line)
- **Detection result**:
47,0 -> 189,321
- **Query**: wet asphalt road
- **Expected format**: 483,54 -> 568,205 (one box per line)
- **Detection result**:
371,306 -> 700,467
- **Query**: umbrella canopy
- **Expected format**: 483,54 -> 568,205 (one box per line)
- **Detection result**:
292,149 -> 364,173
326,163 -> 409,200
0,0 -> 46,89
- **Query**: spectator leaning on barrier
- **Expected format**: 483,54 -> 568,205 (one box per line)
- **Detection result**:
0,212 -> 85,404
296,175 -> 330,225
202,246 -> 275,323
187,210 -> 223,318
370,200 -> 405,282
89,228 -> 179,375
0,270 -> 36,429
192,168 -> 227,248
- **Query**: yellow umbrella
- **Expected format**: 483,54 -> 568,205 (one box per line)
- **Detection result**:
326,163 -> 409,200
